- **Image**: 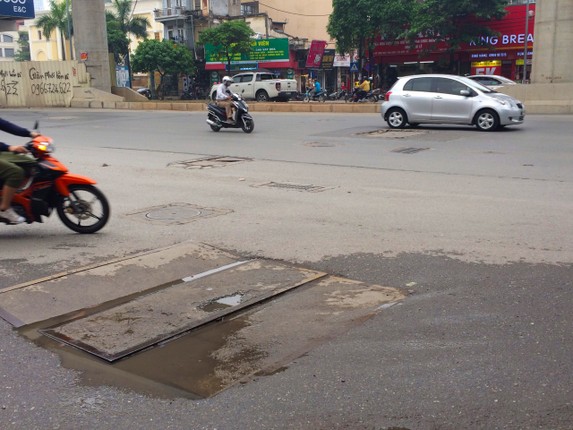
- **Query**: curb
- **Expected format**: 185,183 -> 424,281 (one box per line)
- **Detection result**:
70,100 -> 381,114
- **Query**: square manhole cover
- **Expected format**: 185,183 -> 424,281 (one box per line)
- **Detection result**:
126,202 -> 232,225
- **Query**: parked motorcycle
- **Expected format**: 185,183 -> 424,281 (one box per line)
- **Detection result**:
0,129 -> 110,233
303,89 -> 326,102
326,89 -> 348,101
136,87 -> 152,100
206,93 -> 255,133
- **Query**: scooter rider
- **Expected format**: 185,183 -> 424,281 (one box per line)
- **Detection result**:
216,76 -> 235,124
0,117 -> 40,224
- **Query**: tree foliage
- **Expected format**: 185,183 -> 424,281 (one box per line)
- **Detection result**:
105,0 -> 150,63
15,31 -> 31,62
328,0 -> 414,76
131,39 -> 196,99
36,0 -> 72,60
199,20 -> 255,72
407,0 -> 507,53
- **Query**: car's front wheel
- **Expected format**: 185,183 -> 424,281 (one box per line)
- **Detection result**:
475,109 -> 500,131
386,108 -> 408,129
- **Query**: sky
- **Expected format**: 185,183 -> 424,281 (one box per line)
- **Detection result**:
34,0 -> 47,12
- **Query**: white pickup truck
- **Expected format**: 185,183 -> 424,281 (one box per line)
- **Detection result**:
210,71 -> 298,102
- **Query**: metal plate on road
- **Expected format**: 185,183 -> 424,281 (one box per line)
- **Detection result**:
41,260 -> 326,362
0,242 -> 242,327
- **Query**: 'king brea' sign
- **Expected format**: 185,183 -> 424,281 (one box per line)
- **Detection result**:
0,0 -> 35,19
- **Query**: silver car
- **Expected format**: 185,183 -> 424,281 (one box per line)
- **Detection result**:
381,74 -> 525,131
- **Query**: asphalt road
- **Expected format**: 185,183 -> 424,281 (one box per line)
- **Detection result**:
0,109 -> 572,429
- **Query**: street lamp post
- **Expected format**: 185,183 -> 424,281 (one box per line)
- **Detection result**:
522,0 -> 532,84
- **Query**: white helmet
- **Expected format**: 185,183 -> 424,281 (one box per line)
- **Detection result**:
222,76 -> 233,85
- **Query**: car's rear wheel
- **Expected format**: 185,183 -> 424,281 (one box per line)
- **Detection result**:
256,90 -> 269,102
475,109 -> 500,131
386,108 -> 408,129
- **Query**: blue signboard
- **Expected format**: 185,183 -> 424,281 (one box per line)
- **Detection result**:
0,0 -> 35,19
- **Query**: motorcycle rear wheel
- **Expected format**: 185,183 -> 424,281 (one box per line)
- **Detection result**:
56,184 -> 110,234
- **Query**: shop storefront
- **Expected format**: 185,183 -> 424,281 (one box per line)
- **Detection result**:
204,38 -> 297,85
371,4 -> 535,84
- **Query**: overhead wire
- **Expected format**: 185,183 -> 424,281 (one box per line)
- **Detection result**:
258,2 -> 331,17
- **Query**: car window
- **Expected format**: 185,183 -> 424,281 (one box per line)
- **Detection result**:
473,77 -> 498,86
403,77 -> 433,92
434,78 -> 469,96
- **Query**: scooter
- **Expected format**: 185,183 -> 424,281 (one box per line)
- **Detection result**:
206,93 -> 255,133
0,128 -> 110,233
303,89 -> 326,103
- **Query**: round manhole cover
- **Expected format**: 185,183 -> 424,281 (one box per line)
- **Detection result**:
145,206 -> 205,221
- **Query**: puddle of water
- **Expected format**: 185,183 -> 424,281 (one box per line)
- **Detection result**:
21,314 -> 261,399
198,293 -> 244,313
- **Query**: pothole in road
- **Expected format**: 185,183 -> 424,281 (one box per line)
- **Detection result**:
357,129 -> 429,138
252,182 -> 331,193
169,156 -> 252,169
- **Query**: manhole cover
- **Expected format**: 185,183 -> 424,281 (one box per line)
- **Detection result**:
126,202 -> 232,225
169,156 -> 251,169
252,182 -> 330,193
358,129 -> 428,138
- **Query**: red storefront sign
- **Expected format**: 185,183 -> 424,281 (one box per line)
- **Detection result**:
372,5 -> 535,60
306,40 -> 327,68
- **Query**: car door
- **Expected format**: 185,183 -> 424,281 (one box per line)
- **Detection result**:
400,77 -> 433,122
430,78 -> 474,123
232,73 -> 254,98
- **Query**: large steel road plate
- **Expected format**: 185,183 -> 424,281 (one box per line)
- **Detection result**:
0,242 -> 241,327
41,260 -> 325,362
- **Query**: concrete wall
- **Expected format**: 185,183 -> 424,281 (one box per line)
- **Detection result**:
498,83 -> 573,114
0,61 -> 89,107
531,0 -> 573,84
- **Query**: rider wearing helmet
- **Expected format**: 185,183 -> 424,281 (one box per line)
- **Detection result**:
216,76 -> 235,123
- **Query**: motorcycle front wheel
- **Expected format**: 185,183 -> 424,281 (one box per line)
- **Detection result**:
56,184 -> 110,234
241,118 -> 255,133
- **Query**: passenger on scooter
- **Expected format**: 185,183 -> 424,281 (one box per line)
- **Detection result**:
216,76 -> 235,124
0,117 -> 40,224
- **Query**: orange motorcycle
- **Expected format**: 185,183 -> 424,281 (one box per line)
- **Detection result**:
0,133 -> 110,233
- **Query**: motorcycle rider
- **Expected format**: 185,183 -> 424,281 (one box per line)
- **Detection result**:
215,76 -> 235,124
0,117 -> 40,224
355,76 -> 371,101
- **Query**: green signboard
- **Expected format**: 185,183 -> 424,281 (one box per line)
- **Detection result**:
206,38 -> 290,64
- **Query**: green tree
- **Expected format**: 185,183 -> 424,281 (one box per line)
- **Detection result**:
199,20 -> 255,73
15,31 -> 31,62
328,0 -> 413,75
405,0 -> 508,72
36,0 -> 72,60
106,0 -> 150,85
131,39 -> 196,99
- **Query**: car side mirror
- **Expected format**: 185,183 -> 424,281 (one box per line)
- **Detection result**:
460,89 -> 471,97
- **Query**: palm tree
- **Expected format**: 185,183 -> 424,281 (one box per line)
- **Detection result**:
106,0 -> 150,87
36,0 -> 72,60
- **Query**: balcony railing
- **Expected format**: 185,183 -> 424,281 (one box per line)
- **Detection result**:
154,6 -> 189,19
